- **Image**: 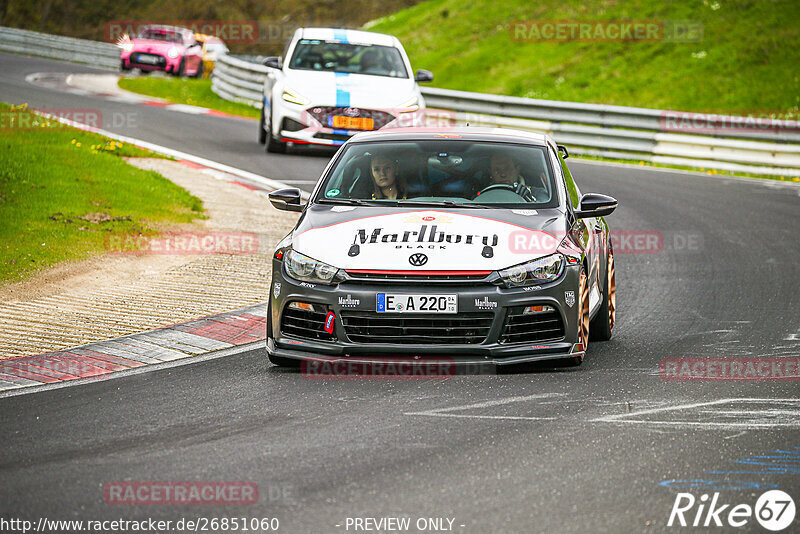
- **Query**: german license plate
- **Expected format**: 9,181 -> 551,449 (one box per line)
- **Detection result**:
376,293 -> 457,314
136,54 -> 159,65
329,115 -> 374,130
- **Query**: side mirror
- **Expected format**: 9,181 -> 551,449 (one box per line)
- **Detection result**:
414,69 -> 434,82
575,193 -> 617,219
268,188 -> 304,212
557,144 -> 569,159
263,56 -> 282,69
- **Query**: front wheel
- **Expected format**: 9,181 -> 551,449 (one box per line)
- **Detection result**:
258,108 -> 267,144
175,58 -> 185,77
193,60 -> 204,79
590,247 -> 616,341
264,107 -> 287,154
565,266 -> 590,366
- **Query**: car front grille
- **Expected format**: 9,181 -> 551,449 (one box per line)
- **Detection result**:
499,306 -> 565,344
306,107 -> 396,130
344,271 -> 491,283
130,53 -> 166,67
340,311 -> 493,344
313,132 -> 351,141
280,303 -> 335,341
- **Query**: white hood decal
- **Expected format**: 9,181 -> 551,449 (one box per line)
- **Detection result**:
293,211 -> 560,271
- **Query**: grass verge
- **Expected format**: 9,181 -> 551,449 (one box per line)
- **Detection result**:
0,103 -> 204,284
118,76 -> 260,119
368,0 -> 799,114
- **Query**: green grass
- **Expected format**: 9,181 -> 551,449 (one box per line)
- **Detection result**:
0,103 -> 204,284
118,76 -> 260,119
368,0 -> 800,114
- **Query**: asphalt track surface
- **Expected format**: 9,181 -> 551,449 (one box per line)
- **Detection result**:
2,53 -> 800,533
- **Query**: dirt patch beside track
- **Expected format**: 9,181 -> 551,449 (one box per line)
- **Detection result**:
0,158 -> 298,359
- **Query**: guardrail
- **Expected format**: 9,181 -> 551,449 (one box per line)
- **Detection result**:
0,26 -> 119,69
1,25 -> 798,177
210,54 -> 800,177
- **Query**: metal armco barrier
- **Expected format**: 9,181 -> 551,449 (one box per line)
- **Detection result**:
0,26 -> 119,69
1,25 -> 798,176
208,53 -> 800,176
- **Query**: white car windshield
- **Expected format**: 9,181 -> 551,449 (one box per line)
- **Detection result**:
289,39 -> 408,78
318,140 -> 559,208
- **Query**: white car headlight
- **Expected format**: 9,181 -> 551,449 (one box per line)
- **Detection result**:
398,95 -> 419,113
282,87 -> 310,106
284,249 -> 340,285
167,47 -> 180,59
121,42 -> 134,53
498,254 -> 565,288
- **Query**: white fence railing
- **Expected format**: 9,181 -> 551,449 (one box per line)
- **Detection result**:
210,53 -> 800,177
1,25 -> 798,176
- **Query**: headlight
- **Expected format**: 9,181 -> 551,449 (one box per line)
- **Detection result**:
167,47 -> 180,59
282,87 -> 310,106
398,95 -> 419,113
498,254 -> 565,288
284,249 -> 340,285
121,42 -> 134,53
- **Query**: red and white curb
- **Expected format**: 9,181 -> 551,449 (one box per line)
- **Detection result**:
0,303 -> 268,393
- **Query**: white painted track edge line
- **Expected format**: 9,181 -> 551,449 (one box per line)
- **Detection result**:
0,340 -> 264,399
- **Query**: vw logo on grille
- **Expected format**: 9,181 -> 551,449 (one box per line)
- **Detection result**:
344,107 -> 360,117
409,253 -> 428,266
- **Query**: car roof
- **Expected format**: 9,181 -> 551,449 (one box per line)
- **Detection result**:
348,127 -> 550,147
298,27 -> 399,48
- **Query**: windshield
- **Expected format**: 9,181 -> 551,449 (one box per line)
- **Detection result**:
316,140 -> 560,208
289,39 -> 408,78
138,28 -> 183,43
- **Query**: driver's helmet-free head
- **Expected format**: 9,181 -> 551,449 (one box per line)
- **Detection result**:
489,152 -> 523,185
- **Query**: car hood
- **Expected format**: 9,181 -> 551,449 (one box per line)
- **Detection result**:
290,206 -> 571,272
284,70 -> 417,109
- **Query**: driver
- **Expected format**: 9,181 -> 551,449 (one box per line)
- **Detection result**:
477,154 -> 537,202
370,154 -> 406,200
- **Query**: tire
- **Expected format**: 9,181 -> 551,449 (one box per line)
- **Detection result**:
175,58 -> 185,77
120,60 -> 130,72
565,266 -> 590,366
590,247 -> 616,341
264,107 -> 287,153
258,108 -> 267,144
193,61 -> 204,79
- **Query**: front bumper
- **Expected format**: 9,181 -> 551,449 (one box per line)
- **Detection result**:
273,101 -> 426,147
267,263 -> 584,367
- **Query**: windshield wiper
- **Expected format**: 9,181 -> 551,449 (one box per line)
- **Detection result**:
318,198 -> 369,206
393,199 -> 490,208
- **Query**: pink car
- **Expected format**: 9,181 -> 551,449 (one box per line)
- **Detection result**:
119,25 -> 203,77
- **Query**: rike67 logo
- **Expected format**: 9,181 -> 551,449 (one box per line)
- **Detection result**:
668,490 -> 795,530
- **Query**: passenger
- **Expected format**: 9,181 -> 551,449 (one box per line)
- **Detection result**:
370,155 -> 406,200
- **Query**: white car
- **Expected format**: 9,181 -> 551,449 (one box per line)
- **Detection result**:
258,27 -> 433,153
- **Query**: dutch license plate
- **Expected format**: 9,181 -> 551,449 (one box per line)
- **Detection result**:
329,115 -> 374,130
376,293 -> 457,314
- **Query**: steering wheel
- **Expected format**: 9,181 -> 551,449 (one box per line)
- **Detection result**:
476,183 -> 536,202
